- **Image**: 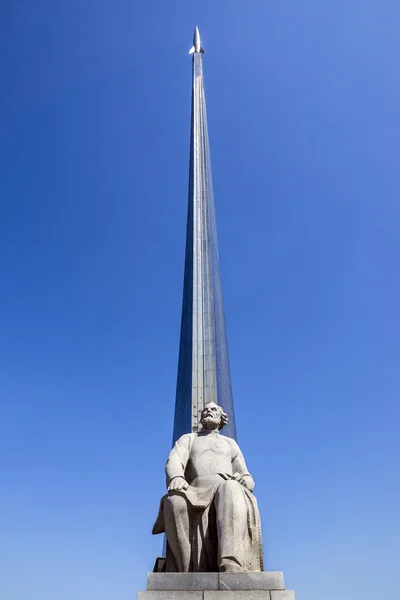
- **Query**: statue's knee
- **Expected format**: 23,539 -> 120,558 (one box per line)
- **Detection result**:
218,479 -> 243,500
164,493 -> 187,517
221,479 -> 241,492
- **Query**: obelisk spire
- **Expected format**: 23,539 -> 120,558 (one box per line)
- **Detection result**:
172,29 -> 237,444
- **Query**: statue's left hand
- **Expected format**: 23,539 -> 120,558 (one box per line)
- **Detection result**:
233,473 -> 255,491
168,476 -> 189,492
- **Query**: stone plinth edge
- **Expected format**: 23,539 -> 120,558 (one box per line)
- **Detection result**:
139,593 -> 202,600
271,592 -> 295,600
139,592 -> 295,600
140,572 -> 295,600
146,572 -> 284,592
219,572 -> 284,591
147,573 -> 219,591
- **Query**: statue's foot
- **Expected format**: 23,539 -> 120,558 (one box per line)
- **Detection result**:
219,557 -> 243,572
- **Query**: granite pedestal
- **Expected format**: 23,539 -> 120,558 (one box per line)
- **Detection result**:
138,573 -> 295,600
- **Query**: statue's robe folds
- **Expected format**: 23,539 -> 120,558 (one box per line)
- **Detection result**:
152,431 -> 264,572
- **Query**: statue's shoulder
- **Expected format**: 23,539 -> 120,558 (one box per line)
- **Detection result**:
175,432 -> 197,447
177,432 -> 197,441
222,435 -> 241,453
223,435 -> 239,446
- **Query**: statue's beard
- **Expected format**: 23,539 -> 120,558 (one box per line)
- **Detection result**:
201,416 -> 220,430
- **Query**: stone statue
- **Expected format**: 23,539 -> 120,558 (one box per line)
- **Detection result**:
152,402 -> 264,573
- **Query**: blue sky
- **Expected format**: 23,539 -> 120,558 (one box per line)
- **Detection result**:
1,2 -> 399,599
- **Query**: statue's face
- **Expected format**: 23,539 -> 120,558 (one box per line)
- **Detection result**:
200,402 -> 223,430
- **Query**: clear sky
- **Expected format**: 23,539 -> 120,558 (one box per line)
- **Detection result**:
1,2 -> 399,599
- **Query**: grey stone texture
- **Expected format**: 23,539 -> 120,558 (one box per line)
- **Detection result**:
219,572 -> 284,591
147,573 -> 219,591
139,592 -> 295,600
204,592 -> 271,600
138,593 -> 202,600
141,572 -> 294,600
146,572 -> 285,592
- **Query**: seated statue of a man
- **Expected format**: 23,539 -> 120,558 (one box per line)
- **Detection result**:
152,402 -> 264,573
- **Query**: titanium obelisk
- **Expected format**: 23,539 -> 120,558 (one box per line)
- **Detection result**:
173,27 -> 237,443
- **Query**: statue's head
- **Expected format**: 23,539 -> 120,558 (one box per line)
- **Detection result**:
200,402 -> 228,431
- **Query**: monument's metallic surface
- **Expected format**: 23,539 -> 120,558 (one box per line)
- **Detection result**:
189,26 -> 204,54
173,27 -> 237,443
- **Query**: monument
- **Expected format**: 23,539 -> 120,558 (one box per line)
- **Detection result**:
173,25 -> 236,445
138,27 -> 296,600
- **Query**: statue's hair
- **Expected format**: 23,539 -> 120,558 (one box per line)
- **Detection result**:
218,411 -> 229,430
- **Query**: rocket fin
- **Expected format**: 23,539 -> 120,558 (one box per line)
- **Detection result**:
189,46 -> 195,54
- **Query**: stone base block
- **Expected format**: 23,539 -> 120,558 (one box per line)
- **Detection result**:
147,573 -> 219,590
139,591 -> 295,600
138,572 -> 295,600
138,594 -> 202,600
271,593 -> 295,600
219,573 -> 284,590
204,592 -> 287,600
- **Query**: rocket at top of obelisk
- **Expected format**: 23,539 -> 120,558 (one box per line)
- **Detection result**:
172,28 -> 237,444
189,26 -> 205,54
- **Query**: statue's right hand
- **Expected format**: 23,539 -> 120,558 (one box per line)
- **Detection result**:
168,477 -> 189,492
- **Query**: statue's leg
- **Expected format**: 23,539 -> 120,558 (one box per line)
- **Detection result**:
163,494 -> 191,572
214,480 -> 247,571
